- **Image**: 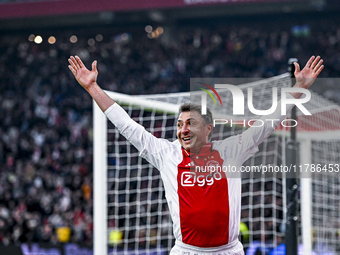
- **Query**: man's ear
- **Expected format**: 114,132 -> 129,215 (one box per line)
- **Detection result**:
206,123 -> 213,138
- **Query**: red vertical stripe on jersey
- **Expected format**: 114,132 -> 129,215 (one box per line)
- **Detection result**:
177,145 -> 230,247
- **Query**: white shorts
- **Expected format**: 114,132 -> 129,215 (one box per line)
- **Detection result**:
169,240 -> 245,255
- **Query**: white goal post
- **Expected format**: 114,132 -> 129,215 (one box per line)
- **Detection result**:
93,73 -> 340,255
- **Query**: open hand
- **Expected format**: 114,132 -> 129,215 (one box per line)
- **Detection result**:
68,56 -> 98,91
294,56 -> 324,89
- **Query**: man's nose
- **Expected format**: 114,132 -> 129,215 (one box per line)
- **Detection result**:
181,123 -> 189,133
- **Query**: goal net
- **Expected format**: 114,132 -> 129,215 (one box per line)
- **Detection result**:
93,73 -> 340,255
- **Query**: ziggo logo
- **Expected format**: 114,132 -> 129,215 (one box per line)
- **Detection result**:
181,171 -> 223,187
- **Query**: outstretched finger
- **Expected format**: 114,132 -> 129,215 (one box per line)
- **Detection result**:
314,59 -> 323,72
68,65 -> 76,75
294,62 -> 300,74
305,56 -> 315,68
311,56 -> 321,69
69,56 -> 79,70
315,65 -> 324,76
75,56 -> 85,68
68,57 -> 73,66
92,61 -> 97,72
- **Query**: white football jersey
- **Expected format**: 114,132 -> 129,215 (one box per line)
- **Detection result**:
105,100 -> 292,251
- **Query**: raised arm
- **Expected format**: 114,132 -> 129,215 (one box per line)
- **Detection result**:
68,55 -> 173,170
68,55 -> 114,112
237,56 -> 324,162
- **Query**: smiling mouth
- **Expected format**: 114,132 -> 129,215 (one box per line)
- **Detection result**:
182,136 -> 192,142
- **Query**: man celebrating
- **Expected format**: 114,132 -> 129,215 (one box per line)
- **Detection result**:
68,55 -> 323,254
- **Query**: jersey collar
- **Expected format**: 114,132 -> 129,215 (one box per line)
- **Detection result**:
182,143 -> 212,157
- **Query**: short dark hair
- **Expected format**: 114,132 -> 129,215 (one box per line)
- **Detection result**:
178,103 -> 213,139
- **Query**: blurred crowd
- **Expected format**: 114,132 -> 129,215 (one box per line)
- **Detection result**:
0,14 -> 340,248
0,34 -> 93,245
